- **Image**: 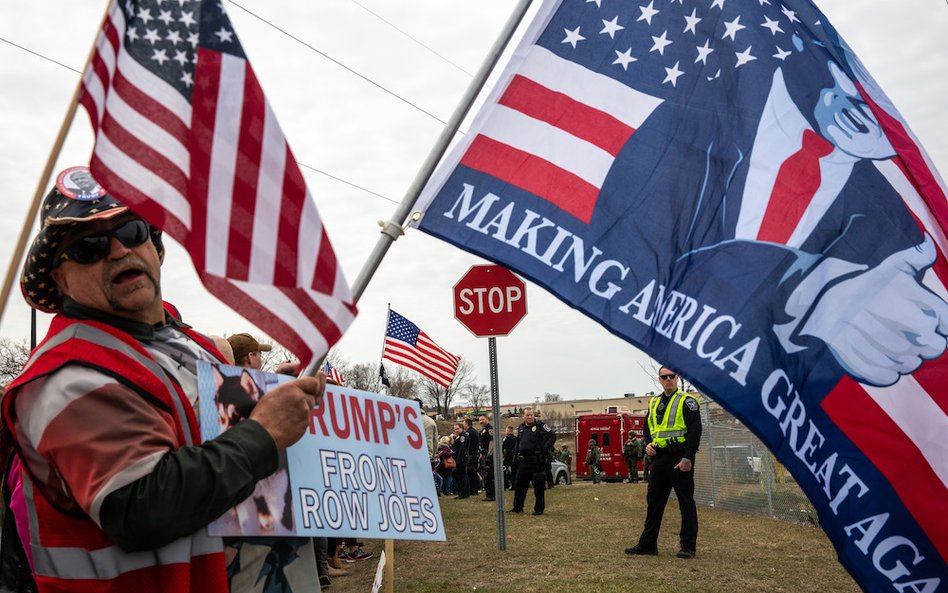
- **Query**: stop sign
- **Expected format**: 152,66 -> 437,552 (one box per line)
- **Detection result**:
453,265 -> 527,337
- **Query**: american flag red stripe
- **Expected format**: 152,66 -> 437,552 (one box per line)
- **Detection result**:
382,310 -> 460,387
847,80 -> 948,563
383,337 -> 459,386
859,83 -> 948,229
498,75 -> 637,157
454,46 -> 662,224
79,1 -> 355,366
822,375 -> 948,562
460,135 -> 601,223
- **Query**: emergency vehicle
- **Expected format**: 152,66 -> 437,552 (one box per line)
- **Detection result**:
575,409 -> 647,481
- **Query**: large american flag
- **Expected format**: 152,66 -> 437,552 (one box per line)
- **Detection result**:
382,310 -> 460,388
78,0 -> 356,365
417,0 -> 948,589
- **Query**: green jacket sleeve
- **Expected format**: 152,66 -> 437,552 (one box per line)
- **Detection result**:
99,419 -> 278,552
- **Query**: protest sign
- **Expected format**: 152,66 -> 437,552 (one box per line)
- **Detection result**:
197,362 -> 445,540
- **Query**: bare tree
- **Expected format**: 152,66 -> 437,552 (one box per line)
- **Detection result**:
543,392 -> 563,402
418,358 -> 476,417
0,338 -> 30,385
464,383 -> 490,411
344,362 -> 382,392
385,366 -> 419,400
261,343 -> 293,373
638,358 -> 692,394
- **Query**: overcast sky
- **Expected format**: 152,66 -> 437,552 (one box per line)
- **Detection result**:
1,0 -> 946,404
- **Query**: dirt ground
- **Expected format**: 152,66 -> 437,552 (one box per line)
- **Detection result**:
324,479 -> 859,593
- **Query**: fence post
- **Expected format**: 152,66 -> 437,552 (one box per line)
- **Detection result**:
760,441 -> 774,518
702,404 -> 716,507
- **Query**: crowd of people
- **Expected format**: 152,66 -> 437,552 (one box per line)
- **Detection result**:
428,409 -> 563,516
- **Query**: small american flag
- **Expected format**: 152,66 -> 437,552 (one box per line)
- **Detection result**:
323,361 -> 346,386
78,0 -> 356,366
382,310 -> 460,387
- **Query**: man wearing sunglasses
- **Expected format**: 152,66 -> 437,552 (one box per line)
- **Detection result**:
1,167 -> 325,593
625,366 -> 702,560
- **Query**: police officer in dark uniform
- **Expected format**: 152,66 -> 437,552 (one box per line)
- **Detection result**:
478,415 -> 495,501
510,407 -> 556,515
502,426 -> 517,490
626,366 -> 702,559
451,423 -> 471,499
463,418 -> 481,495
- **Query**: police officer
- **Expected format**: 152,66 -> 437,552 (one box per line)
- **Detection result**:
509,408 -> 556,515
451,423 -> 471,499
478,415 -> 495,501
501,426 -> 517,490
463,418 -> 481,495
626,366 -> 702,559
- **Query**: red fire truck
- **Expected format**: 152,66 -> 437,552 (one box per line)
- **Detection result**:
575,410 -> 647,481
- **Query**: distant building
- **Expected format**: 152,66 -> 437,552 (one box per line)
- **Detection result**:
454,389 -> 715,423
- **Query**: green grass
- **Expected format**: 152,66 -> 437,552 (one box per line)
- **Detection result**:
328,480 -> 859,593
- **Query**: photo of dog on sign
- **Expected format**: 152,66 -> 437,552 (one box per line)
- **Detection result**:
209,364 -> 296,536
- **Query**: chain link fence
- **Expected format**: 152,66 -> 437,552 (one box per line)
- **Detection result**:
551,401 -> 818,526
692,403 -> 817,525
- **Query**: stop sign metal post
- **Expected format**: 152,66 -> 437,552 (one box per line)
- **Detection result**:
453,265 -> 527,551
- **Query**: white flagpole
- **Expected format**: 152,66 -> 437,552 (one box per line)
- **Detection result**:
302,0 -> 534,377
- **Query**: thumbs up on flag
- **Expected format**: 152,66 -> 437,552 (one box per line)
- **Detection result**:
799,234 -> 948,386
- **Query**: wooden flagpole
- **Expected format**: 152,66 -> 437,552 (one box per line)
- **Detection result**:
384,538 -> 394,593
300,0 -> 535,380
0,83 -> 84,326
0,1 -> 111,327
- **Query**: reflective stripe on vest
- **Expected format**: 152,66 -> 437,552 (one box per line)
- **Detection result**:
23,475 -> 222,580
647,390 -> 697,448
6,316 -> 226,590
11,319 -> 198,447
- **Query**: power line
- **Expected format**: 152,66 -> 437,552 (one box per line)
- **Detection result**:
297,162 -> 397,205
225,0 -> 448,125
0,35 -> 398,207
347,0 -> 474,78
0,38 -> 81,74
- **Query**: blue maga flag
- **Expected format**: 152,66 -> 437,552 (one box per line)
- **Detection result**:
416,0 -> 947,590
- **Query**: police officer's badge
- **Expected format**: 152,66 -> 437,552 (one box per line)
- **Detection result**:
531,425 -> 537,432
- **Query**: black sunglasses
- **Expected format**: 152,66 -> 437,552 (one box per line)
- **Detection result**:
659,373 -> 677,380
58,219 -> 151,266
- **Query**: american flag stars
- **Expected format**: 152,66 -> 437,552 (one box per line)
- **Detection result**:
556,0 -> 811,93
124,0 -> 201,91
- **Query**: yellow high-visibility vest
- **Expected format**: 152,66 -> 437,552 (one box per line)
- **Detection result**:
647,390 -> 699,449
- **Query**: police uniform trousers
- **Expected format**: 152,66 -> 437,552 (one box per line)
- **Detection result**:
481,454 -> 495,500
455,460 -> 471,498
637,451 -> 698,551
467,458 -> 480,495
511,460 -> 546,513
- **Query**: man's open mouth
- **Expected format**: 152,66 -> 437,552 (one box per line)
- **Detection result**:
112,268 -> 145,285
